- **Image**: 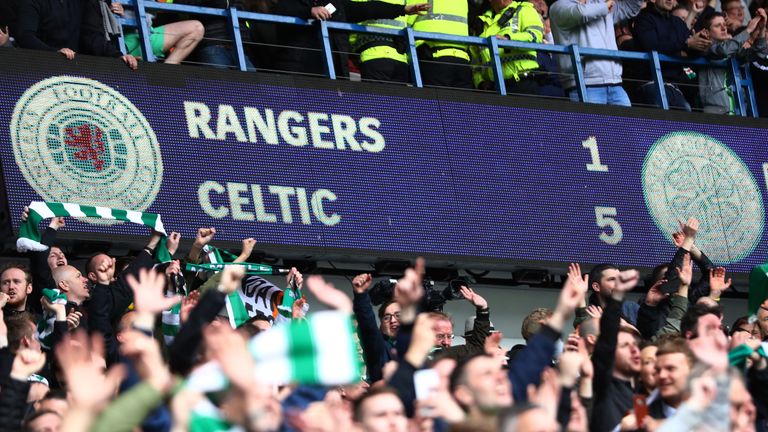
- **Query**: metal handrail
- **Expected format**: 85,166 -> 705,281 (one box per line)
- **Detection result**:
117,0 -> 758,117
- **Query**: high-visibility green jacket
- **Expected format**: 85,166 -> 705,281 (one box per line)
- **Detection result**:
406,0 -> 469,61
472,2 -> 543,86
349,0 -> 409,63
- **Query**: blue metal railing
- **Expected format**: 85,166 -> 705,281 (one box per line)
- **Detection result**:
117,0 -> 759,117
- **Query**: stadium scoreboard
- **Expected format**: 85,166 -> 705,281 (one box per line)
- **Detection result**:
1,49 -> 767,273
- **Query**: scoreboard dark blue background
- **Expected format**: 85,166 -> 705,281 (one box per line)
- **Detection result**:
1,50 -> 767,272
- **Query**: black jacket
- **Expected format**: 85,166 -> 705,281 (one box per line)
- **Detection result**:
171,0 -> 251,47
273,0 -> 408,76
631,5 -> 693,82
16,0 -> 85,51
590,298 -> 636,432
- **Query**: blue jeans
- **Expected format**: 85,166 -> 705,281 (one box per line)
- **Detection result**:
640,82 -> 692,111
197,44 -> 256,70
568,85 -> 632,106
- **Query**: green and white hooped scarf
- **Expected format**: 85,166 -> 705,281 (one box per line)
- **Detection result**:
17,201 -> 171,262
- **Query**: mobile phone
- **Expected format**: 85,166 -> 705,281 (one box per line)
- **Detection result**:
414,369 -> 439,401
324,3 -> 336,14
633,394 -> 648,425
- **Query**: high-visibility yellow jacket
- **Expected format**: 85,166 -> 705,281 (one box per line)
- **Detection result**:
349,0 -> 409,63
406,0 -> 469,61
472,2 -> 543,86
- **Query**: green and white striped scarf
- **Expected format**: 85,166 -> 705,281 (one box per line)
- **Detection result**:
189,398 -> 243,432
17,201 -> 171,262
185,311 -> 362,391
36,288 -> 67,350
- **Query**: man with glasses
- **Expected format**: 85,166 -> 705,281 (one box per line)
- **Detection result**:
430,285 -> 491,363
352,274 -> 402,382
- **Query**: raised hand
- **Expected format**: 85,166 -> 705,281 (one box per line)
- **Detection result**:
644,279 -> 668,307
459,286 -> 488,309
165,259 -> 181,277
292,297 -> 307,320
41,296 -> 67,321
708,267 -> 732,297
217,264 -> 246,294
66,310 -> 83,330
58,48 -> 76,60
56,331 -> 127,410
405,313 -> 435,366
0,292 -> 9,309
676,253 -> 693,287
305,275 -> 352,313
236,238 -> 257,262
49,217 -> 66,230
616,269 -> 640,294
10,349 -> 46,380
566,263 -> 589,295
119,330 -> 172,392
166,232 -> 181,256
94,256 -> 116,284
180,290 -> 201,324
127,268 -> 181,314
194,227 -> 216,247
351,273 -> 373,294
286,267 -> 304,290
585,304 -> 603,320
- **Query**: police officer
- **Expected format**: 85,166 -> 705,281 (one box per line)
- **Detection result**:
350,0 -> 414,83
406,0 -> 474,89
473,0 -> 544,94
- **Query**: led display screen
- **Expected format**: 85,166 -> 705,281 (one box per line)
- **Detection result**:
1,50 -> 767,272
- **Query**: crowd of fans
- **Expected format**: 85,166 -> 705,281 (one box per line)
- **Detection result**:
0,0 -> 767,115
0,204 -> 766,432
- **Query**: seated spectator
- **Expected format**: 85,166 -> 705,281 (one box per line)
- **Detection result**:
632,0 -> 710,110
549,0 -> 644,106
171,0 -> 255,70
16,0 -> 136,68
110,2 -> 204,65
699,10 -> 767,114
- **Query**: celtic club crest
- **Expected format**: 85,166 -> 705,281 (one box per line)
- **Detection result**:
642,131 -> 764,264
10,76 -> 163,224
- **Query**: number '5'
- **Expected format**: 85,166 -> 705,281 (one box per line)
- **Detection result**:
594,206 -> 623,245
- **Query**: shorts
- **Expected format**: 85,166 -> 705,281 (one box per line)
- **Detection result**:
123,26 -> 166,58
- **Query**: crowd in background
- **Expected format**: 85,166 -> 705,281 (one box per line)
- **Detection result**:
0,205 -> 766,432
0,0 -> 767,115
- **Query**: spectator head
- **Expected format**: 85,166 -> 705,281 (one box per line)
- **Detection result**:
729,315 -> 760,348
430,312 -> 454,349
352,387 -> 407,432
6,312 -> 41,353
238,312 -> 273,338
577,318 -> 599,354
655,0 -> 678,12
35,389 -> 69,415
47,246 -> 68,270
613,327 -> 641,380
52,265 -> 90,304
639,340 -> 658,393
22,409 -> 61,432
377,300 -> 400,339
86,253 -> 114,283
498,403 -> 559,432
730,371 -> 757,432
520,308 -> 553,342
655,337 -> 695,408
450,353 -> 512,416
588,264 -> 620,304
1,263 -> 33,311
681,303 -> 723,340
672,4 -> 690,20
722,0 -> 745,29
115,311 -> 137,343
756,301 -> 768,340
